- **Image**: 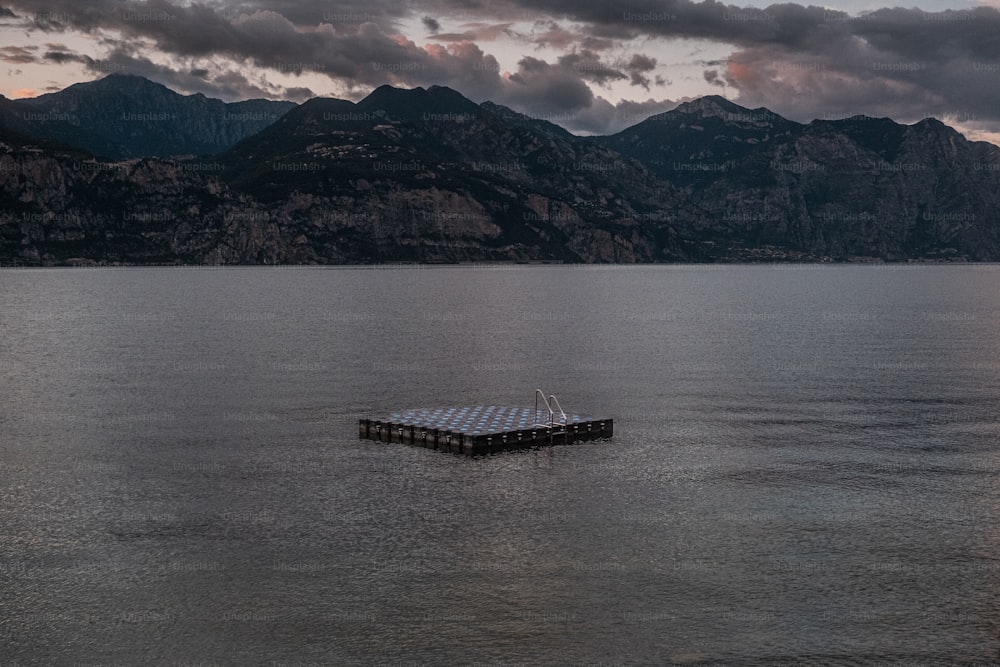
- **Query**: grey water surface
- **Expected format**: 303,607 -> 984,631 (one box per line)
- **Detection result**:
2,265 -> 999,666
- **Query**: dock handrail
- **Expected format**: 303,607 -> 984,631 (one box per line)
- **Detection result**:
533,389 -> 551,426
533,389 -> 568,428
548,394 -> 567,427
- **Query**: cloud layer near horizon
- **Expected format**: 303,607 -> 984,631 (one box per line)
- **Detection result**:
3,0 -> 1000,138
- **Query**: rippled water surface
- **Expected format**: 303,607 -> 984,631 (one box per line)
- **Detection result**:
2,265 -> 1000,665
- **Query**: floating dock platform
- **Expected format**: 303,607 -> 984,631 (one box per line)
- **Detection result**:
358,393 -> 613,456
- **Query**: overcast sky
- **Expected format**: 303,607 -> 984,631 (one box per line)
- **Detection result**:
3,0 -> 1000,142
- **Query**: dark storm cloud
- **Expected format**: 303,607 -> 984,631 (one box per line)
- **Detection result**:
428,22 -> 517,42
0,45 -> 37,64
557,50 -> 627,86
495,0 -> 1000,62
8,0 -> 506,93
42,50 -> 82,65
717,7 -> 1000,126
91,48 -> 316,101
4,0 -> 605,120
282,86 -> 314,101
498,0 -> 835,46
209,0 -> 413,29
529,20 -> 617,51
554,51 -> 662,90
492,0 -> 1000,127
9,0 -> 1000,136
505,56 -> 595,115
570,95 -> 679,135
34,42 -> 313,102
624,54 -> 657,89
703,69 -> 724,88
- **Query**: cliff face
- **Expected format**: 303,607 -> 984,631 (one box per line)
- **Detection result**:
2,79 -> 1000,265
598,102 -> 1000,261
0,148 -> 689,266
214,86 -> 706,263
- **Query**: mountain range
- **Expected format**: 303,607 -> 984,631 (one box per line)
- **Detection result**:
0,75 -> 295,159
2,74 -> 999,265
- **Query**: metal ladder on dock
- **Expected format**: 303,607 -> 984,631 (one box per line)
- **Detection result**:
534,389 -> 568,434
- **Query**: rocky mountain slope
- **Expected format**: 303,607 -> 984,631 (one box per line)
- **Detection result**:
215,84 -> 706,262
597,97 -> 1000,260
2,77 -> 999,265
0,88 -> 706,265
3,74 -> 295,158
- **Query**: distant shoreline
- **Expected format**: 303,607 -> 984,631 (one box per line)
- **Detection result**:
2,259 -> 997,270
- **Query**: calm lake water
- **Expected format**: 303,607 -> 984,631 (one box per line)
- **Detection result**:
2,265 -> 1000,666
